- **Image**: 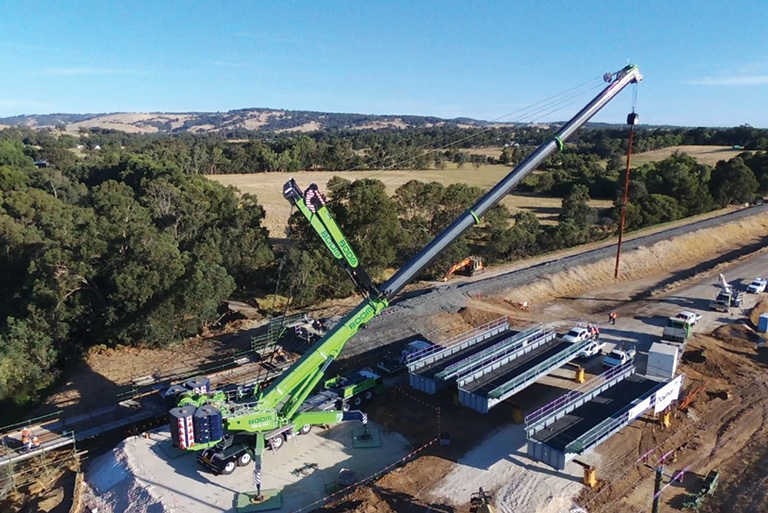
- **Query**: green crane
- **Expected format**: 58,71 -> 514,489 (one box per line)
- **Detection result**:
169,64 -> 642,502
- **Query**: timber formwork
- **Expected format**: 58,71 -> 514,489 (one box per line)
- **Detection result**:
457,337 -> 590,413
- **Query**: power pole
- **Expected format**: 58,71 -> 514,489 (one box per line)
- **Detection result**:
614,111 -> 638,279
651,465 -> 664,513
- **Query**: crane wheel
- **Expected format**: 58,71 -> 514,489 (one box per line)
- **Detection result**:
237,452 -> 252,467
220,459 -> 237,475
364,390 -> 374,401
269,435 -> 284,450
353,396 -> 363,407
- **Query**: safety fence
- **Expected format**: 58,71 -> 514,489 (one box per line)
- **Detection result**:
288,437 -> 439,513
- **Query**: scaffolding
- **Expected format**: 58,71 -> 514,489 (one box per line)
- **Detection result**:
0,432 -> 80,500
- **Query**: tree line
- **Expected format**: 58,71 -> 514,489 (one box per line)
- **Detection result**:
1,125 -> 767,407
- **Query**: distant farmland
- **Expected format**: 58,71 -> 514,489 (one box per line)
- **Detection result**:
630,145 -> 742,167
210,145 -> 740,237
210,164 -> 612,237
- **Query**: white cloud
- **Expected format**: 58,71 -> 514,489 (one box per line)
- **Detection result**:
0,99 -> 52,109
36,67 -> 139,76
690,75 -> 768,86
208,61 -> 254,68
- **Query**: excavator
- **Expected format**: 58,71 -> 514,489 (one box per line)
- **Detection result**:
443,256 -> 485,281
167,64 -> 642,502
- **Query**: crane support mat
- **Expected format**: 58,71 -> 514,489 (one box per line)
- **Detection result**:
352,426 -> 381,448
235,490 -> 282,511
157,440 -> 192,459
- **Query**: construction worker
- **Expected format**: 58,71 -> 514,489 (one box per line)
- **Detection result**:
21,427 -> 31,450
594,325 -> 600,340
31,436 -> 41,449
609,312 -> 617,325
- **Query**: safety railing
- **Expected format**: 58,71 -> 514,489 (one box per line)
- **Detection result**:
457,331 -> 556,387
406,316 -> 508,365
487,338 -> 592,400
435,327 -> 543,381
564,381 -> 667,454
0,411 -> 63,437
524,361 -> 635,434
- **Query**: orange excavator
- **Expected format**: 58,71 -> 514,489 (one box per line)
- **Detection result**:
443,256 -> 485,282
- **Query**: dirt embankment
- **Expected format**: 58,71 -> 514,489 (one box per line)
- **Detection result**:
504,211 -> 768,306
574,300 -> 768,513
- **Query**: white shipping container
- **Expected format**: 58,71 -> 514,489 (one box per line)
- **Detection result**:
647,342 -> 679,380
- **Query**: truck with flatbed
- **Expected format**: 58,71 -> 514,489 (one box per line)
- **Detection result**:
710,290 -> 744,312
603,345 -> 637,368
662,313 -> 697,344
167,64 -> 643,500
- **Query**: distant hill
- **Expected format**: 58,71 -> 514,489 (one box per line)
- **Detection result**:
0,109 -> 510,135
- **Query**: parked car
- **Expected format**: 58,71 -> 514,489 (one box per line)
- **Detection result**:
603,345 -> 636,368
377,340 -> 434,374
563,327 -> 595,344
675,311 -> 702,326
576,340 -> 606,359
746,278 -> 767,294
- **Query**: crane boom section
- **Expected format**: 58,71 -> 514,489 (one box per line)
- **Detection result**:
381,64 -> 642,298
256,297 -> 387,412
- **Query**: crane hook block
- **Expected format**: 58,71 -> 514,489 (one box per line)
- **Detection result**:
603,72 -> 614,83
627,112 -> 639,125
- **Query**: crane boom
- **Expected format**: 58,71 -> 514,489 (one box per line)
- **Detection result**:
260,63 -> 641,415
171,64 -> 641,500
381,64 -> 642,299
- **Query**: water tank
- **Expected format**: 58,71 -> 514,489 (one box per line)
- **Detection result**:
184,377 -> 210,395
758,313 -> 768,333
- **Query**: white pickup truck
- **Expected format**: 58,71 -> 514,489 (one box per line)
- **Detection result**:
603,346 -> 636,368
747,278 -> 767,294
576,340 -> 606,359
674,311 -> 702,326
563,326 -> 596,344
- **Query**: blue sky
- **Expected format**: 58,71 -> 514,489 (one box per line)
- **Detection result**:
1,1 -> 767,127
